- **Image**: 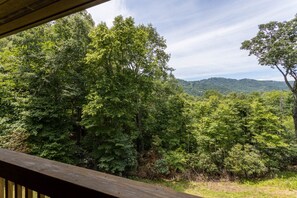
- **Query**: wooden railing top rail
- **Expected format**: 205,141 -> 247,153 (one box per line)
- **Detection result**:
0,148 -> 198,198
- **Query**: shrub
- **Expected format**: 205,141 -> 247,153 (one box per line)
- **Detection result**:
188,152 -> 220,175
164,149 -> 187,174
224,144 -> 268,178
154,159 -> 170,175
152,149 -> 187,177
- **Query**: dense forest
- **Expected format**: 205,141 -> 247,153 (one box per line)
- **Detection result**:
0,12 -> 296,180
179,78 -> 289,96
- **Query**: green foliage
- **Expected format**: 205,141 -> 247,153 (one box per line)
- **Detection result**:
164,149 -> 187,174
185,91 -> 295,177
154,159 -> 170,175
224,144 -> 268,178
81,16 -> 174,175
241,14 -> 297,137
188,152 -> 220,175
93,133 -> 137,175
0,12 -> 94,163
152,149 -> 187,176
0,13 -> 296,180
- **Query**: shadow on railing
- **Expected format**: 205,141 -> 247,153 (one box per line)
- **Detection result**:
0,148 -> 199,198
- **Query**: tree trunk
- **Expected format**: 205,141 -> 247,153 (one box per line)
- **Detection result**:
136,111 -> 144,153
73,107 -> 84,145
281,74 -> 297,138
293,98 -> 297,138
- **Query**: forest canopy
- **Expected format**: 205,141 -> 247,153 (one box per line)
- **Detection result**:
241,14 -> 297,137
0,12 -> 296,179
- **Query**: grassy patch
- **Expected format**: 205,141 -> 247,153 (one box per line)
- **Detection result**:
136,171 -> 297,198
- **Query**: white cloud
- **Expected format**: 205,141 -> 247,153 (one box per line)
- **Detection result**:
165,0 -> 297,80
88,0 -> 297,80
87,0 -> 132,26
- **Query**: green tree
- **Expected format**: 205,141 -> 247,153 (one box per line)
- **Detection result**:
0,12 -> 94,163
185,92 -> 293,176
82,16 -> 172,174
241,15 -> 297,137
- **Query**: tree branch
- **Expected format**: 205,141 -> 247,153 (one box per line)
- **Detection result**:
275,64 -> 293,91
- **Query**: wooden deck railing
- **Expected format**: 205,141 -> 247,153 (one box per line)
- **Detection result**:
0,149 -> 198,198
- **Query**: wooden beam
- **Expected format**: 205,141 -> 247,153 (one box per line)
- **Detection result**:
0,149 -> 198,198
0,0 -> 109,38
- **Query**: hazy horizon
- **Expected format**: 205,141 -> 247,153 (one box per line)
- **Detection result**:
178,76 -> 287,82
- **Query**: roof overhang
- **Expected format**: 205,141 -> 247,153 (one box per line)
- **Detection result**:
0,0 -> 109,39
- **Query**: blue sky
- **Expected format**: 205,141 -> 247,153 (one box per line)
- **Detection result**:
88,0 -> 297,81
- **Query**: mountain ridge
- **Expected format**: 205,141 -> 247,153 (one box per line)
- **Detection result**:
178,77 -> 290,96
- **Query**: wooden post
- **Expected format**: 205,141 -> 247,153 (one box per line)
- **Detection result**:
38,193 -> 46,198
0,178 -> 4,198
25,188 -> 33,198
7,181 -> 14,198
15,184 -> 23,198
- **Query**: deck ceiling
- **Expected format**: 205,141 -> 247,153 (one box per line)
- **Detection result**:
0,0 -> 109,38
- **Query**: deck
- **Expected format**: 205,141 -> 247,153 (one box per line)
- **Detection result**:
0,148 -> 198,198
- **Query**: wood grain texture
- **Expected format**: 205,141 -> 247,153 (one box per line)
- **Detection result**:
7,180 -> 13,198
0,178 -> 4,198
0,149 -> 199,198
15,184 -> 22,198
0,0 -> 109,38
25,188 -> 33,198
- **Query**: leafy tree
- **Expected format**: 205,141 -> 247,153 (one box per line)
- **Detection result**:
241,15 -> 297,137
82,16 -> 172,174
1,12 -> 297,179
0,12 -> 94,163
184,92 -> 293,176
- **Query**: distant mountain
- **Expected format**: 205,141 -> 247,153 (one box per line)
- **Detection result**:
178,77 -> 290,96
